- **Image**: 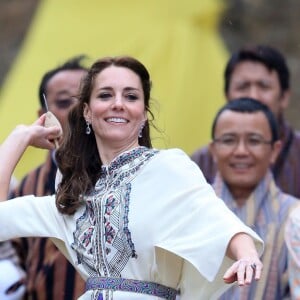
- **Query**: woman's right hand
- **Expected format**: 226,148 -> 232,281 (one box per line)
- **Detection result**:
0,114 -> 62,200
14,114 -> 62,150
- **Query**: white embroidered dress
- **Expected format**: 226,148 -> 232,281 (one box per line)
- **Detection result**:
0,147 -> 263,300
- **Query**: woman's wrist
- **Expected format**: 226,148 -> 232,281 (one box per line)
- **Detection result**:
228,232 -> 258,260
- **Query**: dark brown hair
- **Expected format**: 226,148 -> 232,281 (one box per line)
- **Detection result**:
55,56 -> 153,215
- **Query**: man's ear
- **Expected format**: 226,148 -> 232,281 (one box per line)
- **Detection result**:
209,141 -> 217,163
270,140 -> 282,164
280,90 -> 290,110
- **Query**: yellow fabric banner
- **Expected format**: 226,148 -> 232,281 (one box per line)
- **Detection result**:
0,0 -> 228,179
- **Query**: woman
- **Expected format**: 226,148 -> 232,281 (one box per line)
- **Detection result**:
0,56 -> 263,300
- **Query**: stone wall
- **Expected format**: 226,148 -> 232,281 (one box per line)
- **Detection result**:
219,0 -> 300,129
0,0 -> 39,86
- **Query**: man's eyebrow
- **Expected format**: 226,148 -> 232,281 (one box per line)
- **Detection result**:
55,90 -> 75,97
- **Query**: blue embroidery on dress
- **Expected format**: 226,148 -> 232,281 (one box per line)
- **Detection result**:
71,147 -> 158,279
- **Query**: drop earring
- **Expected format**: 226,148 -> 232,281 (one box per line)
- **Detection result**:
138,123 -> 144,138
86,121 -> 91,135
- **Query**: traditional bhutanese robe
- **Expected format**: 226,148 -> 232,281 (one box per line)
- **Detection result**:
284,204 -> 300,300
213,170 -> 298,300
0,147 -> 263,300
0,176 -> 20,266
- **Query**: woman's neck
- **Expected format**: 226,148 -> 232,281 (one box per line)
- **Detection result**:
98,141 -> 140,165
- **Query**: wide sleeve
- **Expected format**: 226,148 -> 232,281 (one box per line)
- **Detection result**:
148,149 -> 264,298
0,195 -> 66,241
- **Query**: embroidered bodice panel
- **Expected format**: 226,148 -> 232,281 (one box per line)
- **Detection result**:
71,147 -> 158,278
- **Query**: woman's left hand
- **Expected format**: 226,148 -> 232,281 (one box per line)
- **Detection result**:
223,257 -> 263,286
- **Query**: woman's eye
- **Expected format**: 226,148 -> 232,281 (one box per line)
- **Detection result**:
98,93 -> 111,99
126,94 -> 138,101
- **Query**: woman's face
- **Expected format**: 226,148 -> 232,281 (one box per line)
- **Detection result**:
84,66 -> 147,151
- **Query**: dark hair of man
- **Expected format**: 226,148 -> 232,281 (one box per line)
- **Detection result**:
211,97 -> 279,143
224,45 -> 290,94
56,56 -> 154,215
38,55 -> 88,109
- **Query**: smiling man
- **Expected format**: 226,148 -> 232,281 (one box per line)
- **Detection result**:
191,45 -> 300,198
209,98 -> 298,300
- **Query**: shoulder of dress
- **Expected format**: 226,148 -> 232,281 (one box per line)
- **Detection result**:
156,148 -> 193,162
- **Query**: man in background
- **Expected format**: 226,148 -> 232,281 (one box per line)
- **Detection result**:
191,45 -> 300,198
209,98 -> 297,299
10,55 -> 88,299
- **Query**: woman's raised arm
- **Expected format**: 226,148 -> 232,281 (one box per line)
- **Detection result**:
0,115 -> 61,200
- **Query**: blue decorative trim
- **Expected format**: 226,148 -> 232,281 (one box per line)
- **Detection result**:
86,277 -> 180,300
71,147 -> 159,278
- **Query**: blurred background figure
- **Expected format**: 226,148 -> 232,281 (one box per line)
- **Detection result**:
0,259 -> 25,300
10,55 -> 88,300
285,203 -> 300,300
191,45 -> 300,198
209,98 -> 298,299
